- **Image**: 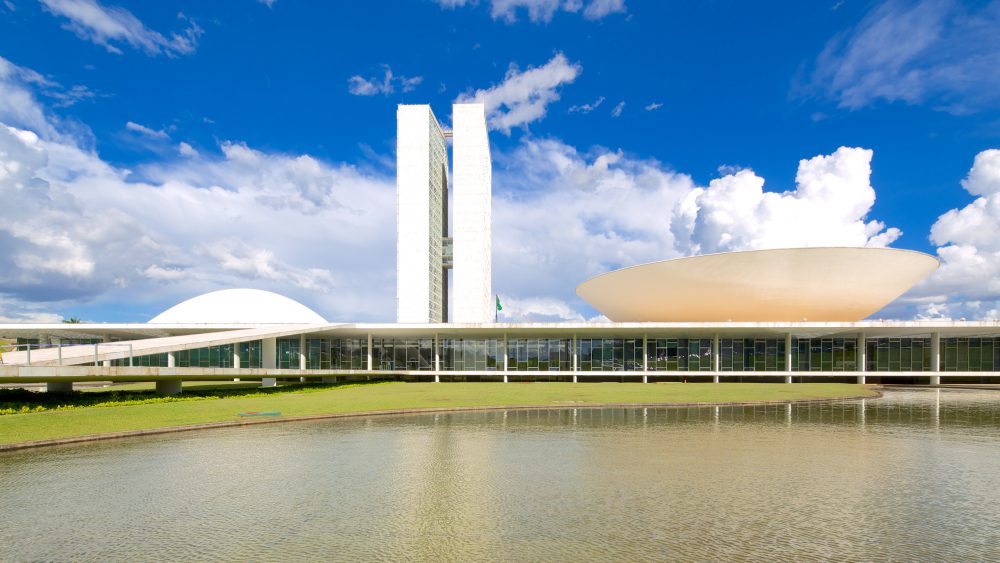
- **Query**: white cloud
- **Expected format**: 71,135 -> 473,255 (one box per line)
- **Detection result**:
347,65 -> 423,96
40,0 -> 203,57
582,0 -> 625,20
436,0 -> 625,22
499,295 -> 585,322
611,101 -> 624,117
258,0 -> 277,7
125,121 -> 169,140
904,149 -> 1000,319
177,141 -> 197,157
0,62 -> 396,322
569,96 -> 604,113
644,102 -> 662,111
492,138 -> 697,311
806,0 -> 1000,113
457,53 -> 581,133
671,147 -> 900,255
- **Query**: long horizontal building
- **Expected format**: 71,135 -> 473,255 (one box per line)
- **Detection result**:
3,104 -> 998,393
2,283 -> 1000,393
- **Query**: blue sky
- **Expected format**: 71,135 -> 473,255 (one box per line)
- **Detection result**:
0,0 -> 999,323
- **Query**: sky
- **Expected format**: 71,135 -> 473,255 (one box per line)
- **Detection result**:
0,0 -> 999,323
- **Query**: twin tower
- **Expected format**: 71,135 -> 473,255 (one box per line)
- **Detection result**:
396,103 -> 493,324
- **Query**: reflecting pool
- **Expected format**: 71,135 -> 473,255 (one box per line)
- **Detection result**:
2,389 -> 1000,560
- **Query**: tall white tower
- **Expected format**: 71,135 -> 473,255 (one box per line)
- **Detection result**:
451,103 -> 493,323
396,105 -> 449,323
395,103 -> 492,323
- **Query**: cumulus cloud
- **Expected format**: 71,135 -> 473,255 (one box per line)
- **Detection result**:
347,65 -> 422,96
492,138 -> 697,317
458,53 -> 581,133
40,0 -> 203,57
671,147 -> 900,254
435,0 -> 626,22
805,0 -> 1000,113
904,149 -> 1000,319
0,62 -> 395,322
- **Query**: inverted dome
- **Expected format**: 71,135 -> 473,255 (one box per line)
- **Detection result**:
576,247 -> 939,322
149,289 -> 327,324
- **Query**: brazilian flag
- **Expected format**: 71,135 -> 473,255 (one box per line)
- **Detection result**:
496,295 -> 502,311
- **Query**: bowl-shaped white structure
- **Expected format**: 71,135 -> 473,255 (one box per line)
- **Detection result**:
149,289 -> 326,324
576,247 -> 938,322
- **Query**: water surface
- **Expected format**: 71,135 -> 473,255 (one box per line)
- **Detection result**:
2,389 -> 999,561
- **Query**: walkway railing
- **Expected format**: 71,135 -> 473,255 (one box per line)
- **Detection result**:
2,342 -> 136,367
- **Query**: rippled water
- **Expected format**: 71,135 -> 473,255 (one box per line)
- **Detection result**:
2,389 -> 1000,561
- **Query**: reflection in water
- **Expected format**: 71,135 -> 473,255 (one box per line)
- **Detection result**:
2,389 -> 1000,560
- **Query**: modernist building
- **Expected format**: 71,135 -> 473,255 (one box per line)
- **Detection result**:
2,104 -> 1000,393
396,103 -> 492,324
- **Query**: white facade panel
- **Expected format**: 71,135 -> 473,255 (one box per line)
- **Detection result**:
451,103 -> 493,323
396,105 -> 448,323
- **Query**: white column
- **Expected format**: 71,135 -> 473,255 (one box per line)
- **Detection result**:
930,332 -> 941,385
712,333 -> 720,383
857,333 -> 866,384
299,334 -> 307,371
502,333 -> 508,383
367,333 -> 374,371
167,352 -> 176,368
434,333 -> 440,383
572,333 -> 578,383
642,333 -> 648,383
784,333 -> 793,383
261,337 -> 277,387
232,344 -> 241,382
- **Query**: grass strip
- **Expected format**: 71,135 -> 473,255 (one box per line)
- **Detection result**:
0,382 -> 877,446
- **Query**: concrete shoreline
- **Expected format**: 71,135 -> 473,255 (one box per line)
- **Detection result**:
0,391 -> 881,452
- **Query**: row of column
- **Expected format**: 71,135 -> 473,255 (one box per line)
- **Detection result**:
250,331 -> 947,386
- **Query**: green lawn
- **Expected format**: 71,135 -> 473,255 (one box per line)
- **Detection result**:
0,382 -> 877,446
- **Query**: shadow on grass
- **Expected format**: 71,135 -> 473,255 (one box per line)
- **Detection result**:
0,381 -> 400,415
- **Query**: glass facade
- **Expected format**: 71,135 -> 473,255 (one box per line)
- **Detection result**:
277,338 -> 301,369
240,341 -> 263,369
373,338 -> 435,371
175,344 -> 235,368
940,337 -> 1000,371
31,331 -> 1000,375
442,338 -> 502,371
646,338 -> 713,371
866,338 -> 931,372
792,338 -> 858,371
306,338 -> 367,370
111,341 -> 262,368
719,338 -> 786,371
507,338 -> 572,371
111,353 -> 169,367
578,338 -> 644,371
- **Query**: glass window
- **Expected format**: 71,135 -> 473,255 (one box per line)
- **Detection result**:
866,338 -> 930,371
791,338 -> 857,371
441,339 -> 501,371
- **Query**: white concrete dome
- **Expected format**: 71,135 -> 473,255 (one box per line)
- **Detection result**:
576,247 -> 939,322
148,289 -> 327,324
